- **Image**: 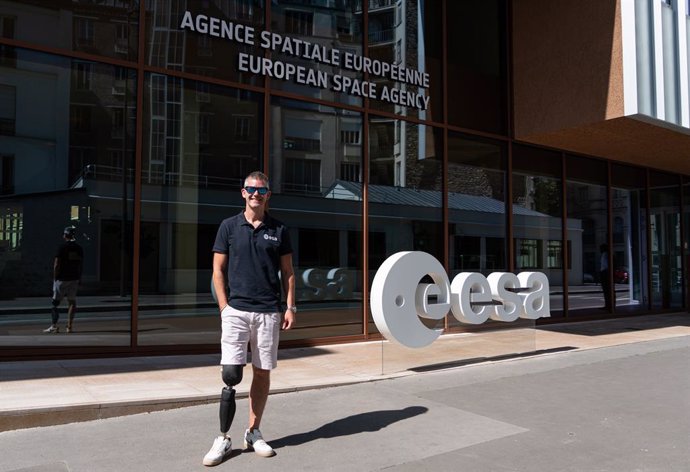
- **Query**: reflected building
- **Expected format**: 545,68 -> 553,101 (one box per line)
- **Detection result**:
1,0 -> 690,358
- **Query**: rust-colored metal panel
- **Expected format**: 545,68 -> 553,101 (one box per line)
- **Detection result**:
512,0 -> 625,138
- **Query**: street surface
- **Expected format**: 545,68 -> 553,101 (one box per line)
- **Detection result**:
1,336 -> 688,472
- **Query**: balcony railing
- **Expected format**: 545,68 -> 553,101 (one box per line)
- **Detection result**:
74,164 -> 243,189
368,28 -> 396,44
355,0 -> 397,12
282,181 -> 322,195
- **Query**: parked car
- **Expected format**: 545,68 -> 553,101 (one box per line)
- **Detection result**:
614,267 -> 629,284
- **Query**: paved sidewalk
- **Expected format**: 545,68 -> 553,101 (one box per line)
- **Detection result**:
1,313 -> 689,432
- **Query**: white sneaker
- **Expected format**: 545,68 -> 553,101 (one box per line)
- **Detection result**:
65,326 -> 73,334
43,325 -> 59,334
203,435 -> 231,466
244,428 -> 275,457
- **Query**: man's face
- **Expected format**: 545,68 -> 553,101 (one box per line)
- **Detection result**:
242,177 -> 271,210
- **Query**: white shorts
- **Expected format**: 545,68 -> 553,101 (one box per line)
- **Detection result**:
53,280 -> 79,302
220,306 -> 281,370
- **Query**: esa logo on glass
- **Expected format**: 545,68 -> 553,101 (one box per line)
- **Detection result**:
370,251 -> 550,348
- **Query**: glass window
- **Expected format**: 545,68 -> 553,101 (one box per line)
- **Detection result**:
76,17 -> 95,47
566,155 -> 609,316
367,0 -> 442,123
234,115 -> 251,140
0,153 -> 14,195
517,239 -> 540,268
547,240 -> 563,269
611,163 -> 648,313
269,97 -> 364,341
74,62 -> 93,91
284,158 -> 320,193
512,144 -> 563,316
682,176 -> 690,308
649,171 -> 682,309
446,0 -> 507,134
447,131 -> 505,327
1,14 -> 16,39
448,132 -> 506,272
284,118 -> 322,153
0,46 -> 136,347
138,73 -> 263,345
146,0 -> 265,85
0,1 -> 139,61
284,10 -> 313,36
271,1 -> 362,106
368,118 -> 443,333
0,83 -> 15,135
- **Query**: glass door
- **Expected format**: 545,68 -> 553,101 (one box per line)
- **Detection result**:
611,164 -> 648,313
649,172 -> 682,310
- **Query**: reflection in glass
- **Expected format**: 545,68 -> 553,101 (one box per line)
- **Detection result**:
683,177 -> 690,307
139,74 -> 263,345
448,133 -> 506,272
146,0 -> 264,85
649,172 -> 682,309
0,47 -> 135,346
447,132 -> 505,328
566,156 -> 609,316
272,0 -> 362,106
0,0 -> 140,61
446,0 -> 507,134
611,164 -> 647,313
512,144 -> 563,316
269,97 -> 363,340
366,0 -> 442,122
368,119 -> 443,333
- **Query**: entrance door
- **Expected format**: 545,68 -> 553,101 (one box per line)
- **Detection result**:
649,173 -> 682,310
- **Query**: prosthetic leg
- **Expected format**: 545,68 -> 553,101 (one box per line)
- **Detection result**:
203,364 -> 244,466
220,364 -> 243,435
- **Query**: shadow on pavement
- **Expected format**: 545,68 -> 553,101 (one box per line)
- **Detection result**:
536,313 -> 690,337
408,347 -> 577,373
270,406 -> 428,449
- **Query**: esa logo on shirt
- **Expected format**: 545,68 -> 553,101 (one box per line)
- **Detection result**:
264,234 -> 278,242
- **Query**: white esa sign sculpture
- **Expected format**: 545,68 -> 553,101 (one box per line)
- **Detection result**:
370,251 -> 550,348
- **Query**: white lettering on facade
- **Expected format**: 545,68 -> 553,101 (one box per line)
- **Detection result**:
180,10 -> 430,110
331,75 -> 377,99
370,251 -> 551,348
259,31 -> 340,66
341,51 -> 429,88
238,53 -> 328,88
180,11 -> 254,45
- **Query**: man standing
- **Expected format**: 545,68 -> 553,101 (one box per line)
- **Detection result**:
43,226 -> 83,334
203,171 -> 296,467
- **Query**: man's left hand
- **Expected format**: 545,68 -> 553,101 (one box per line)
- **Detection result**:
282,310 -> 295,330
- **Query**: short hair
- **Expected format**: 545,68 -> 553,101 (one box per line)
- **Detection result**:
244,171 -> 270,189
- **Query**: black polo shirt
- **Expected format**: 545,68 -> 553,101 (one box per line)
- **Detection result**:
55,241 -> 83,281
213,211 -> 292,312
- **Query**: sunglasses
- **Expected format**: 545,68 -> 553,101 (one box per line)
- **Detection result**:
244,186 -> 269,195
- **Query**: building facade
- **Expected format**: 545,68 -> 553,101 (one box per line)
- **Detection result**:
1,0 -> 689,359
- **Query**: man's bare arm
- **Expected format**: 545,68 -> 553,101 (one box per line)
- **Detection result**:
213,252 -> 229,313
